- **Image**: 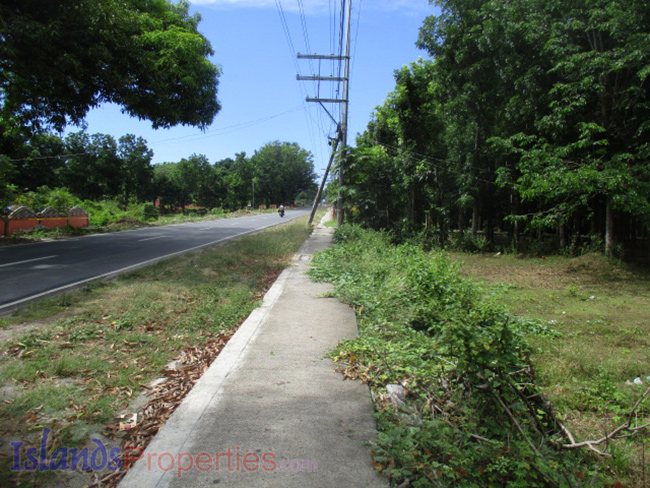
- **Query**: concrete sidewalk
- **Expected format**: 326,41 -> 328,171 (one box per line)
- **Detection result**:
119,215 -> 387,488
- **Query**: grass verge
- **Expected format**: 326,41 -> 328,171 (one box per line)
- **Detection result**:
0,215 -> 315,487
310,225 -> 650,487
456,251 -> 650,485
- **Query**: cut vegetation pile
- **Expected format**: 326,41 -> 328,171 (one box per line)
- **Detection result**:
310,225 -> 649,487
0,217 -> 314,488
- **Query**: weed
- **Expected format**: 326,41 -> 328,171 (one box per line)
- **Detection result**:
455,247 -> 650,486
312,225 -> 644,486
0,216 -> 315,487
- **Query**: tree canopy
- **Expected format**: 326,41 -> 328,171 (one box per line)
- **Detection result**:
248,141 -> 317,206
339,0 -> 650,258
0,0 -> 221,132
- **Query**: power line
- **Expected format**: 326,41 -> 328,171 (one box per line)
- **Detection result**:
294,1 -> 330,178
346,0 -> 362,140
335,0 -> 346,122
351,0 -> 363,80
273,0 -> 327,175
275,0 -> 300,73
151,106 -> 304,145
5,152 -> 88,163
7,106 -> 309,162
300,0 -> 352,225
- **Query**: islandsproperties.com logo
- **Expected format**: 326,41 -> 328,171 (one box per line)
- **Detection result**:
10,428 -> 318,478
10,428 -> 121,473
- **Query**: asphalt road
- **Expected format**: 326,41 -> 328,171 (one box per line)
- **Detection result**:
0,208 -> 310,313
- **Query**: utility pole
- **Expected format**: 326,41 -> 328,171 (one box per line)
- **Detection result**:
307,137 -> 340,227
298,0 -> 353,227
338,0 -> 352,227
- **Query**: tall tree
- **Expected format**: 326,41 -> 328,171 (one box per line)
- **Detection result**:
172,154 -> 211,211
417,0 -> 548,241
214,155 -> 248,210
7,134 -> 66,192
352,60 -> 447,237
0,0 -> 221,132
117,135 -> 154,207
152,162 -> 180,211
495,0 -> 650,254
249,142 -> 316,206
59,132 -> 122,201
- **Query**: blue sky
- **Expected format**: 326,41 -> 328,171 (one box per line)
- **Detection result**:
77,0 -> 437,177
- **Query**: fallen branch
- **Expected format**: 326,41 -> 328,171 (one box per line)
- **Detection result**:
563,385 -> 650,456
492,390 -> 542,456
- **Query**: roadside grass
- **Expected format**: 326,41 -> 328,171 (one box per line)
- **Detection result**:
0,207 -> 278,244
310,226 -> 650,487
0,215 -> 315,487
455,252 -> 650,484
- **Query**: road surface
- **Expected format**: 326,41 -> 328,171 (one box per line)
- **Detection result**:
0,209 -> 310,313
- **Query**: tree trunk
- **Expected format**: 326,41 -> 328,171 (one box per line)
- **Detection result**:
458,208 -> 465,237
472,204 -> 480,235
605,196 -> 614,256
558,221 -> 566,249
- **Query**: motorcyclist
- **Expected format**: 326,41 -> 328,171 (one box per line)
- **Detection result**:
278,204 -> 285,217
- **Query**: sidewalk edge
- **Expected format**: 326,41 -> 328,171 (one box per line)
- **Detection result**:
119,265 -> 294,488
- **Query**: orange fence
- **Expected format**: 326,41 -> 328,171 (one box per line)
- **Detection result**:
1,206 -> 89,237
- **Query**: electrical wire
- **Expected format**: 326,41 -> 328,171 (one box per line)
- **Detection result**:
151,106 -> 305,145
335,0 -> 346,122
346,0 -> 363,137
273,0 -> 354,179
275,0 -> 300,74
351,0 -> 363,82
7,107 -> 309,162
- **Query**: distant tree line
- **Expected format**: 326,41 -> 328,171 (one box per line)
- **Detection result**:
0,0 -> 318,221
2,132 -> 317,213
339,0 -> 650,259
153,141 -> 317,211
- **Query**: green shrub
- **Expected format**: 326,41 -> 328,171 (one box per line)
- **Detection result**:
210,207 -> 227,217
311,225 -> 613,486
449,231 -> 491,252
142,203 -> 159,221
12,186 -> 81,213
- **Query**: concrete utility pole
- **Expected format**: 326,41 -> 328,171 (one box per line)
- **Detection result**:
339,0 -> 352,227
298,0 -> 353,227
307,137 -> 340,227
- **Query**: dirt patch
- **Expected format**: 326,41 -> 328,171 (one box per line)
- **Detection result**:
0,321 -> 47,346
455,252 -> 647,292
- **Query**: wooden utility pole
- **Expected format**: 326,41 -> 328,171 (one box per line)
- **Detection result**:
298,0 -> 353,226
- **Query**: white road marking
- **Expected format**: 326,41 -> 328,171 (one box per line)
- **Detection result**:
0,255 -> 57,268
0,228 -> 264,312
138,236 -> 167,242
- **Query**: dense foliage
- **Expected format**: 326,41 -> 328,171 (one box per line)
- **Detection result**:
339,0 -> 650,259
153,141 -> 316,211
1,133 -> 317,216
310,225 -> 617,486
3,131 -> 154,210
0,0 -> 224,214
0,0 -> 220,132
